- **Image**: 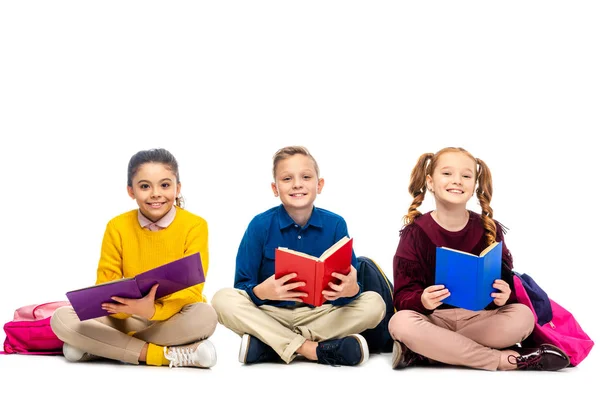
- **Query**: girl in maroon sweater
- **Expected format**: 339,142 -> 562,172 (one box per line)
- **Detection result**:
388,147 -> 570,371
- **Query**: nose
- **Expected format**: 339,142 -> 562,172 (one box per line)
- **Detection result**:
151,186 -> 161,198
292,177 -> 303,188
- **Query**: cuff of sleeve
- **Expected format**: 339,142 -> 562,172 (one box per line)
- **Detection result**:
246,285 -> 268,306
150,304 -> 167,321
109,312 -> 132,320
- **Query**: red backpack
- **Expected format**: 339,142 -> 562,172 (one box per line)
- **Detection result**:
1,301 -> 70,355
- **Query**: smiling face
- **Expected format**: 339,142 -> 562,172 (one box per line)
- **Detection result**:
271,153 -> 324,214
127,162 -> 181,222
427,151 -> 476,208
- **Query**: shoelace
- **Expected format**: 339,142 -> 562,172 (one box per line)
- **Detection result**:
317,344 -> 343,367
164,345 -> 196,368
508,353 -> 544,370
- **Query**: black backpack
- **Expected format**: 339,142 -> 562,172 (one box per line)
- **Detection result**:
357,256 -> 395,353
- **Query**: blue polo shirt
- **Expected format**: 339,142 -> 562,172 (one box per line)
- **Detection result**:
234,204 -> 361,307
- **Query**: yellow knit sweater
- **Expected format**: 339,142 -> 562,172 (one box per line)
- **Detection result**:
95,207 -> 209,321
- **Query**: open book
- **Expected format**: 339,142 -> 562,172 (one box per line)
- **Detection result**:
66,252 -> 205,321
274,236 -> 353,307
434,241 -> 502,311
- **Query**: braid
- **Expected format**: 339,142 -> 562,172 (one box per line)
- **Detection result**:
476,158 -> 496,245
403,153 -> 434,225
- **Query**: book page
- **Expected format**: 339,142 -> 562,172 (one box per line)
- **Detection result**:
479,241 -> 500,257
319,236 -> 350,260
439,247 -> 477,258
277,247 -> 319,261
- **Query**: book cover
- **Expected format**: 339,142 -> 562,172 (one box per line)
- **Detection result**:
434,241 -> 502,311
66,252 -> 205,321
275,237 -> 353,307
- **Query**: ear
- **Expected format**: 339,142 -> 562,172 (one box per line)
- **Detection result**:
127,186 -> 135,200
317,178 -> 325,194
271,182 -> 279,197
176,182 -> 181,197
425,175 -> 433,192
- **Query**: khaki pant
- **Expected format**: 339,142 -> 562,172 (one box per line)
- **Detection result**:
50,302 -> 218,364
212,288 -> 386,363
388,303 -> 534,370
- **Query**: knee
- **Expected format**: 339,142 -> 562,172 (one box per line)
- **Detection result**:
361,291 -> 386,325
210,288 -> 241,316
50,306 -> 75,340
183,302 -> 218,337
513,303 -> 535,337
388,309 -> 421,341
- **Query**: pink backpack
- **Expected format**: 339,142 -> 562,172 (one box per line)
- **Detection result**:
1,301 -> 70,355
513,274 -> 594,366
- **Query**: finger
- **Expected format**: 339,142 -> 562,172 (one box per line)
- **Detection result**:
330,272 -> 347,281
279,273 -> 297,283
147,284 -> 159,299
282,290 -> 307,298
323,293 -> 340,301
322,289 -> 338,297
109,297 -> 128,305
428,289 -> 449,299
425,285 -> 445,293
284,281 -> 305,291
327,282 -> 342,292
431,291 -> 451,301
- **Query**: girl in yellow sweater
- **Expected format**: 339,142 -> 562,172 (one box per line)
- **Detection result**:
50,148 -> 217,368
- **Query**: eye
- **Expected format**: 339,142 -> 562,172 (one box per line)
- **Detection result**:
442,172 -> 451,176
140,183 -> 150,190
303,175 -> 312,180
282,177 -> 291,182
463,175 -> 472,179
161,183 -> 171,188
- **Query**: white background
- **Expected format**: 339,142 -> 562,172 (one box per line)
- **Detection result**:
1,1 -> 598,399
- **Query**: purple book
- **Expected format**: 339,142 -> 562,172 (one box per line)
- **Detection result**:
66,252 -> 205,321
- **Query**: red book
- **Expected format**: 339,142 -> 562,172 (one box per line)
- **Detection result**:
275,237 -> 353,307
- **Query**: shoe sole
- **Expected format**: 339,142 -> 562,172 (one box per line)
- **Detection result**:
202,340 -> 218,368
238,334 -> 251,364
350,333 -> 369,366
391,341 -> 402,369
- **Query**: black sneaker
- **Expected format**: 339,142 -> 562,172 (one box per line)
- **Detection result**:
238,334 -> 280,364
316,334 -> 369,366
391,341 -> 429,369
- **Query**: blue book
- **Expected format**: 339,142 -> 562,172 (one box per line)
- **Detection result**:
434,241 -> 502,311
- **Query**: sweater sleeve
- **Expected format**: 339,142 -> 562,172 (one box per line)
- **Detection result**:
151,218 -> 209,321
95,220 -> 130,320
393,224 -> 435,315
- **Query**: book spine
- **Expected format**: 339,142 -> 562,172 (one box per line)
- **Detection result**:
315,260 -> 324,307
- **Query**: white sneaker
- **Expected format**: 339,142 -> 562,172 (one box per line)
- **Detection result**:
164,339 -> 217,368
62,343 -> 101,362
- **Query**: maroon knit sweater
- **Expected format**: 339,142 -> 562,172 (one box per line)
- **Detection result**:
393,211 -> 515,314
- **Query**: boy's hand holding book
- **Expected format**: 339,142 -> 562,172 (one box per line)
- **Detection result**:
322,266 -> 359,302
102,283 -> 159,319
253,273 -> 309,302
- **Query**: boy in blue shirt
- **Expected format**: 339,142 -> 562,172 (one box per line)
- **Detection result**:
212,146 -> 386,366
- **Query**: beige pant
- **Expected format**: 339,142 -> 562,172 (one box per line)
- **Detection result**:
50,302 -> 218,364
212,288 -> 386,363
388,303 -> 534,370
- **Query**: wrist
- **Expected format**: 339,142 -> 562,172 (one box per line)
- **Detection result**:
253,284 -> 265,300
